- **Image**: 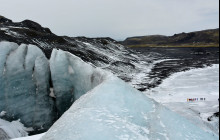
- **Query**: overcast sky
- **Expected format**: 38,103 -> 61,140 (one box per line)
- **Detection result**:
0,0 -> 219,40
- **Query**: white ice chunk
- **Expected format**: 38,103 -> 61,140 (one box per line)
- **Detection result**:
49,88 -> 56,98
0,119 -> 32,139
0,111 -> 6,117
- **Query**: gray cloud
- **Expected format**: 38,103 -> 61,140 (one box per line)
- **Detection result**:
0,0 -> 219,40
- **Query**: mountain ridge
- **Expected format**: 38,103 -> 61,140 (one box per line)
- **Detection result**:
0,16 -> 121,59
121,28 -> 219,47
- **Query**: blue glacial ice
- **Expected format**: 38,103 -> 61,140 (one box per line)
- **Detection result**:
42,50 -> 219,140
0,42 -> 55,132
50,49 -> 108,116
0,42 -> 18,110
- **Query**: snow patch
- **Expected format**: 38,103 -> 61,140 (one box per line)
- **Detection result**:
68,65 -> 74,74
49,88 -> 56,98
0,111 -> 6,117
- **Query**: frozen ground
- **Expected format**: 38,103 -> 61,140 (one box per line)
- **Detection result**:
146,64 -> 219,134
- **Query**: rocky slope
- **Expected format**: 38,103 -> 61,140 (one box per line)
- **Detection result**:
0,16 -> 146,83
122,29 -> 219,47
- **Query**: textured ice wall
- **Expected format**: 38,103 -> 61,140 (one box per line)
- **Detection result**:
0,42 -> 55,132
0,42 -> 18,111
42,54 -> 218,140
50,49 -> 108,116
0,43 -> 108,136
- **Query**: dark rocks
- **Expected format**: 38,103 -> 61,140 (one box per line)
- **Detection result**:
208,112 -> 219,121
0,16 -> 12,24
20,20 -> 52,34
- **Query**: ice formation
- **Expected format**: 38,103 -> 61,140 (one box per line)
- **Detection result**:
41,51 -> 219,140
0,42 -> 18,111
50,50 -> 108,116
0,42 -> 55,133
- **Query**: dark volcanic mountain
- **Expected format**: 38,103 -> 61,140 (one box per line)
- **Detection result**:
122,29 -> 219,47
0,16 -> 144,84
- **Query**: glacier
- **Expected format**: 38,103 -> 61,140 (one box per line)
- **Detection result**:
0,41 -> 219,140
41,73 -> 218,140
42,50 -> 218,140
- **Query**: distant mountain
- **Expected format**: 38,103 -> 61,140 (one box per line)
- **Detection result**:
121,29 -> 219,47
